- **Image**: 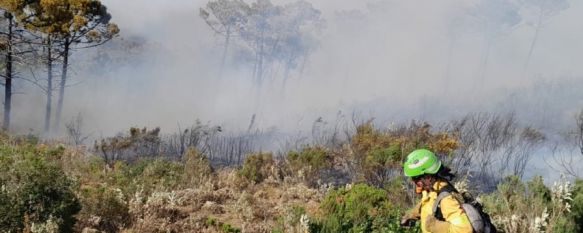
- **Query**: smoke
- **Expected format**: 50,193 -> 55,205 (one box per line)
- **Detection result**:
8,0 -> 583,140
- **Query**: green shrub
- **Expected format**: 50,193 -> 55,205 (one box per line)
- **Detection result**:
349,122 -> 459,187
205,217 -> 241,233
552,216 -> 578,233
183,148 -> 212,185
104,159 -> 184,195
221,223 -> 241,233
366,143 -> 401,167
76,186 -> 130,233
273,204 -> 308,232
527,175 -> 551,203
481,175 -> 578,233
206,217 -> 218,226
570,179 -> 583,232
239,152 -> 275,184
0,144 -> 81,232
314,183 -> 417,233
287,146 -> 331,186
137,159 -> 183,190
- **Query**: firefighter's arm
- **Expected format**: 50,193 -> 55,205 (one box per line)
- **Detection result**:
424,214 -> 451,233
400,201 -> 422,226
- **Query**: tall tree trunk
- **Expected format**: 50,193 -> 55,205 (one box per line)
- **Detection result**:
478,40 -> 492,90
218,28 -> 231,79
523,9 -> 544,76
281,60 -> 291,93
54,38 -> 70,132
3,14 -> 13,131
253,31 -> 265,112
44,37 -> 53,135
443,38 -> 456,96
256,29 -> 265,88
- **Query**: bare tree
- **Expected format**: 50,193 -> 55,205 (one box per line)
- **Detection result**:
549,110 -> 583,178
447,112 -> 545,190
164,123 -> 211,158
94,127 -> 162,167
520,0 -> 569,73
53,3 -> 119,132
1,11 -> 14,131
467,0 -> 521,87
65,113 -> 89,146
200,0 -> 250,78
207,131 -> 258,166
201,0 -> 323,92
0,8 -> 42,131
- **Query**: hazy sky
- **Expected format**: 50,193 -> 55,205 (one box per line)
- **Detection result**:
11,0 -> 583,138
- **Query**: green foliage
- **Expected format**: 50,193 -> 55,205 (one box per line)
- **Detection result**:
551,216 -> 578,233
481,175 -> 576,233
288,147 -> 329,172
570,179 -> 583,232
350,124 -> 404,186
527,175 -> 551,203
206,216 -> 217,226
136,159 -> 183,189
221,223 -> 241,233
273,204 -> 308,233
287,146 -> 331,185
0,143 -> 80,232
183,148 -> 213,185
75,155 -> 199,208
104,159 -> 184,196
94,127 -> 162,166
239,152 -> 275,184
314,183 -> 417,233
366,143 -> 401,167
349,122 -> 459,186
76,186 -> 130,233
205,216 -> 241,233
3,0 -> 119,41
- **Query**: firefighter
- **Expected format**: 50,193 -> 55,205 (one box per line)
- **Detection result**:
400,149 -> 473,233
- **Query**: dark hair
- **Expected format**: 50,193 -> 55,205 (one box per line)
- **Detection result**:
436,166 -> 455,181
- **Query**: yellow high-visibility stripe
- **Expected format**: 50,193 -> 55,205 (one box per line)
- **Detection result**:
450,214 -> 470,226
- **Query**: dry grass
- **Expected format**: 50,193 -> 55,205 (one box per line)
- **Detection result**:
71,167 -> 327,233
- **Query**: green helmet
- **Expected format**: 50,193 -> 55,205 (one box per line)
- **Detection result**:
403,149 -> 441,177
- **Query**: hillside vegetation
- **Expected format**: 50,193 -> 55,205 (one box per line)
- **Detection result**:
1,119 -> 582,233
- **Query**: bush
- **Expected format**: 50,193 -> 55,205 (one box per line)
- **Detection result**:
137,159 -> 183,190
205,217 -> 241,233
481,175 -> 576,233
75,186 -> 130,233
238,152 -> 276,184
102,159 -> 185,196
349,122 -> 459,187
287,146 -> 331,186
273,204 -> 309,233
183,148 -> 212,186
0,143 -> 81,232
94,127 -> 162,166
569,179 -> 583,232
313,183 -> 417,233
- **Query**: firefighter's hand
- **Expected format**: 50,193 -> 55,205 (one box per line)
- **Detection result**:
400,203 -> 421,227
425,214 -> 451,233
400,217 -> 417,227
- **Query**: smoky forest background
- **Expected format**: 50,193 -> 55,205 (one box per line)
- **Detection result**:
1,0 -> 583,232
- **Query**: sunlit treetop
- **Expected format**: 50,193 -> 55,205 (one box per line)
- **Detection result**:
1,0 -> 119,43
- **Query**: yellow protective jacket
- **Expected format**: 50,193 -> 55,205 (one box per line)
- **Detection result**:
418,181 -> 473,233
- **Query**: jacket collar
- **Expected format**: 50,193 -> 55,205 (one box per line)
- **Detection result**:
433,180 -> 449,192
